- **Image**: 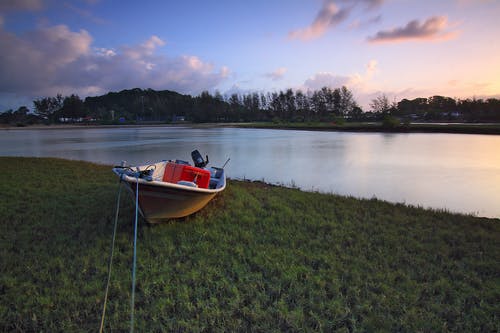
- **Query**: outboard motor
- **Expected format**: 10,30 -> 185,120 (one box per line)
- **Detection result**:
191,150 -> 209,168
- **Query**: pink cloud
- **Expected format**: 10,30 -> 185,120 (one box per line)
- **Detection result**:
289,0 -> 384,41
289,1 -> 349,41
367,16 -> 458,43
304,59 -> 378,91
265,67 -> 288,81
123,35 -> 165,60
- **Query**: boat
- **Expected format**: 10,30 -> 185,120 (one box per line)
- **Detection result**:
112,150 -> 227,223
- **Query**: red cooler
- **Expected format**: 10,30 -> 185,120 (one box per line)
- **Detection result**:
163,162 -> 210,189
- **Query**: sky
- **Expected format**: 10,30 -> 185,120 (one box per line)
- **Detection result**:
1,0 -> 499,111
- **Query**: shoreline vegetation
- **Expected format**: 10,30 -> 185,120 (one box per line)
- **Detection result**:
1,157 -> 498,331
2,121 -> 500,135
2,87 -> 500,133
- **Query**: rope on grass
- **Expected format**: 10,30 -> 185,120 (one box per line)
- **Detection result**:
99,177 -> 123,333
130,174 -> 140,333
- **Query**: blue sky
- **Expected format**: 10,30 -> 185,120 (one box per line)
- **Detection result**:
1,0 -> 499,110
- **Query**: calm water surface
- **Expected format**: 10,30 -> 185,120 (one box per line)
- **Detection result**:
1,126 -> 499,218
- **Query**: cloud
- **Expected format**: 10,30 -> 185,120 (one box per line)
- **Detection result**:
301,59 -> 381,108
361,0 -> 384,9
0,25 -> 92,94
304,59 -> 378,91
220,66 -> 230,78
123,35 -> 166,60
338,0 -> 384,9
455,0 -> 494,5
304,72 -> 352,90
265,67 -> 287,81
289,1 -> 350,41
0,24 -> 229,101
288,0 -> 384,41
348,14 -> 381,29
365,59 -> 378,77
367,16 -> 458,43
62,2 -> 108,25
0,0 -> 43,12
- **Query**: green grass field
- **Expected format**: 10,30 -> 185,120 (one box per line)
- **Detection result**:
0,157 -> 498,332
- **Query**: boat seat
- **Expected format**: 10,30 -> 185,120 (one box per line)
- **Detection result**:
177,180 -> 198,187
209,177 -> 220,189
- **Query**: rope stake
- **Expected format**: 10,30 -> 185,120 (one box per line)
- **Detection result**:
99,178 -> 123,333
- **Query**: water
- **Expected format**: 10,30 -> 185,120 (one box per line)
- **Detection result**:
1,126 -> 499,218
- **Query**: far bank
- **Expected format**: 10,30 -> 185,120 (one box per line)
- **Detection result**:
230,121 -> 500,135
2,121 -> 500,135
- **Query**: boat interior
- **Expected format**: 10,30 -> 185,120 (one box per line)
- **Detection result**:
114,150 -> 226,190
127,159 -> 225,190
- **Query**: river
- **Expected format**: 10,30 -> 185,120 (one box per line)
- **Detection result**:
1,126 -> 499,218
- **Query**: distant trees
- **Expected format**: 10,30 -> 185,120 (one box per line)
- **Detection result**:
33,94 -> 63,121
370,94 -> 392,114
258,86 -> 358,122
60,94 -> 85,119
85,88 -> 193,122
33,94 -> 87,122
394,95 -> 500,122
0,106 -> 38,126
2,87 -> 499,125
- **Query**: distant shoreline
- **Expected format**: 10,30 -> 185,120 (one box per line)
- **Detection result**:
1,122 -> 500,135
0,123 -> 195,130
231,122 -> 500,135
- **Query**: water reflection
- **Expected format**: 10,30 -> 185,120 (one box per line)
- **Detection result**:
1,126 -> 499,218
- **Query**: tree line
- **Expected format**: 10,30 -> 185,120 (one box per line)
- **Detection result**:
373,94 -> 500,123
1,87 -> 499,125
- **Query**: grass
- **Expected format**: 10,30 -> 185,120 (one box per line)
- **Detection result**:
0,157 -> 499,332
233,122 -> 500,135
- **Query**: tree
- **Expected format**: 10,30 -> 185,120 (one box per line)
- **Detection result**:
33,94 -> 63,121
339,86 -> 356,117
59,94 -> 86,120
0,106 -> 35,125
428,95 -> 456,113
295,90 -> 309,121
311,89 -> 326,118
348,106 -> 363,121
370,94 -> 391,114
331,88 -> 342,116
284,88 -> 296,120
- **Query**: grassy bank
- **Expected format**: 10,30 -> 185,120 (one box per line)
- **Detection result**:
0,157 -> 498,331
233,122 -> 500,135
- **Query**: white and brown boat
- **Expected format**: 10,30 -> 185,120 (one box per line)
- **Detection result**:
113,150 -> 227,223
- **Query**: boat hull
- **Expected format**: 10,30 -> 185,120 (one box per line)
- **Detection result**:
114,160 -> 226,223
127,181 -> 217,222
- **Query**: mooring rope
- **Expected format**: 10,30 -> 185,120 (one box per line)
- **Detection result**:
130,174 -> 140,333
98,171 -> 141,332
99,178 -> 123,333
